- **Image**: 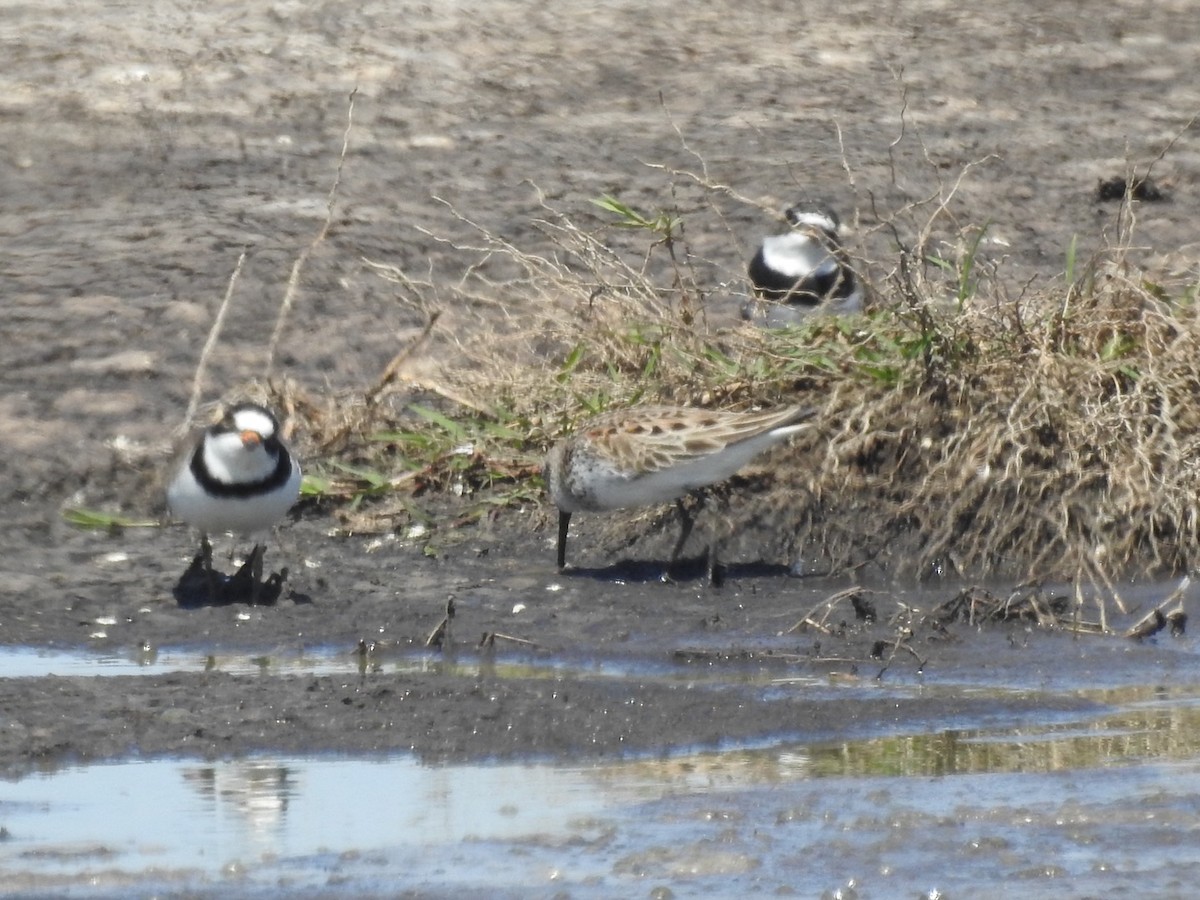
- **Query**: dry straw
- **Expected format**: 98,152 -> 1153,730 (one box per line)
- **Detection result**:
231,87 -> 1199,593
334,161 -> 1200,592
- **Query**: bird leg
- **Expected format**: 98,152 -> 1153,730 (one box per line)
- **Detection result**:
663,497 -> 697,583
664,493 -> 724,587
200,534 -> 220,604
247,543 -> 265,605
228,543 -> 267,604
556,510 -> 572,570
706,541 -> 724,588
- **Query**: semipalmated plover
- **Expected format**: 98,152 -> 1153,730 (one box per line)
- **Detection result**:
744,201 -> 862,326
167,402 -> 302,602
544,404 -> 816,581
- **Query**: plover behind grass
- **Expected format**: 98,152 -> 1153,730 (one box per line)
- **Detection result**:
744,201 -> 862,326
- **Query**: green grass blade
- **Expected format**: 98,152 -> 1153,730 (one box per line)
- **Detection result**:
63,508 -> 158,529
299,474 -> 334,496
556,343 -> 587,382
408,404 -> 468,441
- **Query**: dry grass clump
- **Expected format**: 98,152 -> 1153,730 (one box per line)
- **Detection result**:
765,257 -> 1200,585
262,164 -> 1199,587
268,185 -> 801,529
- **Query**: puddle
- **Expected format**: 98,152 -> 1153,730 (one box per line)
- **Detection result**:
4,693 -> 1200,898
0,644 -> 846,689
3,597 -> 1199,896
0,645 -> 428,679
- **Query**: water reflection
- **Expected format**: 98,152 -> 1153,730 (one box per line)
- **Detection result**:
0,643 -> 822,685
4,690 -> 1200,895
181,762 -> 295,857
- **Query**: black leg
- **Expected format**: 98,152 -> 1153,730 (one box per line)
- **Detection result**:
200,534 -> 220,604
706,541 -> 724,588
248,544 -> 265,605
663,498 -> 696,583
556,510 -> 572,570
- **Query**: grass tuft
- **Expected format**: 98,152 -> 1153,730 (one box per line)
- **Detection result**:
257,156 -> 1200,594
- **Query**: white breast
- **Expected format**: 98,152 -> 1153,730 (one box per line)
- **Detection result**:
759,233 -> 832,279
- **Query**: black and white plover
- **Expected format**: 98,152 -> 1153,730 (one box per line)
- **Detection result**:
744,201 -> 863,327
167,402 -> 302,602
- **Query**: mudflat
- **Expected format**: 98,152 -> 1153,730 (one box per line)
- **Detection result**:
2,0 -> 1198,775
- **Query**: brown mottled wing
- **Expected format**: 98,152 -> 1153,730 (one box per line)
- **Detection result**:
583,404 -> 815,476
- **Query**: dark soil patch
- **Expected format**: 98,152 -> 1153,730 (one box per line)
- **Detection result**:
3,0 -> 1199,773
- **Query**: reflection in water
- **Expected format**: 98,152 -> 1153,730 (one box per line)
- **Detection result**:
182,762 -> 296,856
4,686 -> 1200,895
0,644 -> 700,682
818,683 -> 1200,778
592,684 -> 1200,789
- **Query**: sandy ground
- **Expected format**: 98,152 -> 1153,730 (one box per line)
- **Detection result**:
2,0 -> 1200,773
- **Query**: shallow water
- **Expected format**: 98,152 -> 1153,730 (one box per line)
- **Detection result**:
0,645 -> 440,679
5,678 -> 1200,898
4,574 -> 1198,898
6,0 -> 1200,893
2,575 -> 1197,899
0,643 -> 821,683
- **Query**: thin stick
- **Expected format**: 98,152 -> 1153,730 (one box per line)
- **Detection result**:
425,597 -> 456,649
876,640 -> 926,680
182,251 -> 247,432
1143,107 -> 1200,183
478,632 -> 540,649
363,310 -> 442,408
265,87 -> 357,378
784,587 -> 866,634
425,616 -> 451,649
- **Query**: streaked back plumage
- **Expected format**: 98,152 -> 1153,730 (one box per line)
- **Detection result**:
547,404 -> 816,513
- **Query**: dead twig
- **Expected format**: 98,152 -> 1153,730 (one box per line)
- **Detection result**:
363,310 -> 442,409
1123,575 -> 1191,639
181,251 -> 247,434
785,587 -> 878,635
872,632 -> 926,680
478,632 -> 539,649
265,87 -> 357,378
425,597 -> 456,650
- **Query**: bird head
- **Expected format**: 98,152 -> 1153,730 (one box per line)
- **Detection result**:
784,202 -> 841,242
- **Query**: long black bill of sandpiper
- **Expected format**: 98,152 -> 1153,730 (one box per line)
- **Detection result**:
557,510 -> 572,569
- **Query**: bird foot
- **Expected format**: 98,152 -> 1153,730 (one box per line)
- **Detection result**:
173,542 -> 287,606
229,545 -> 287,605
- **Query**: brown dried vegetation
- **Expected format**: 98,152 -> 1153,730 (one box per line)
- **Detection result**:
256,156 -> 1199,589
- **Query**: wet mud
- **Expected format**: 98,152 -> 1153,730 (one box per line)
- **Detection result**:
3,0 -> 1200,787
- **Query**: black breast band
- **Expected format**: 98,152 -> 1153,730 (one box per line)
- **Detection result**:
190,442 -> 295,498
